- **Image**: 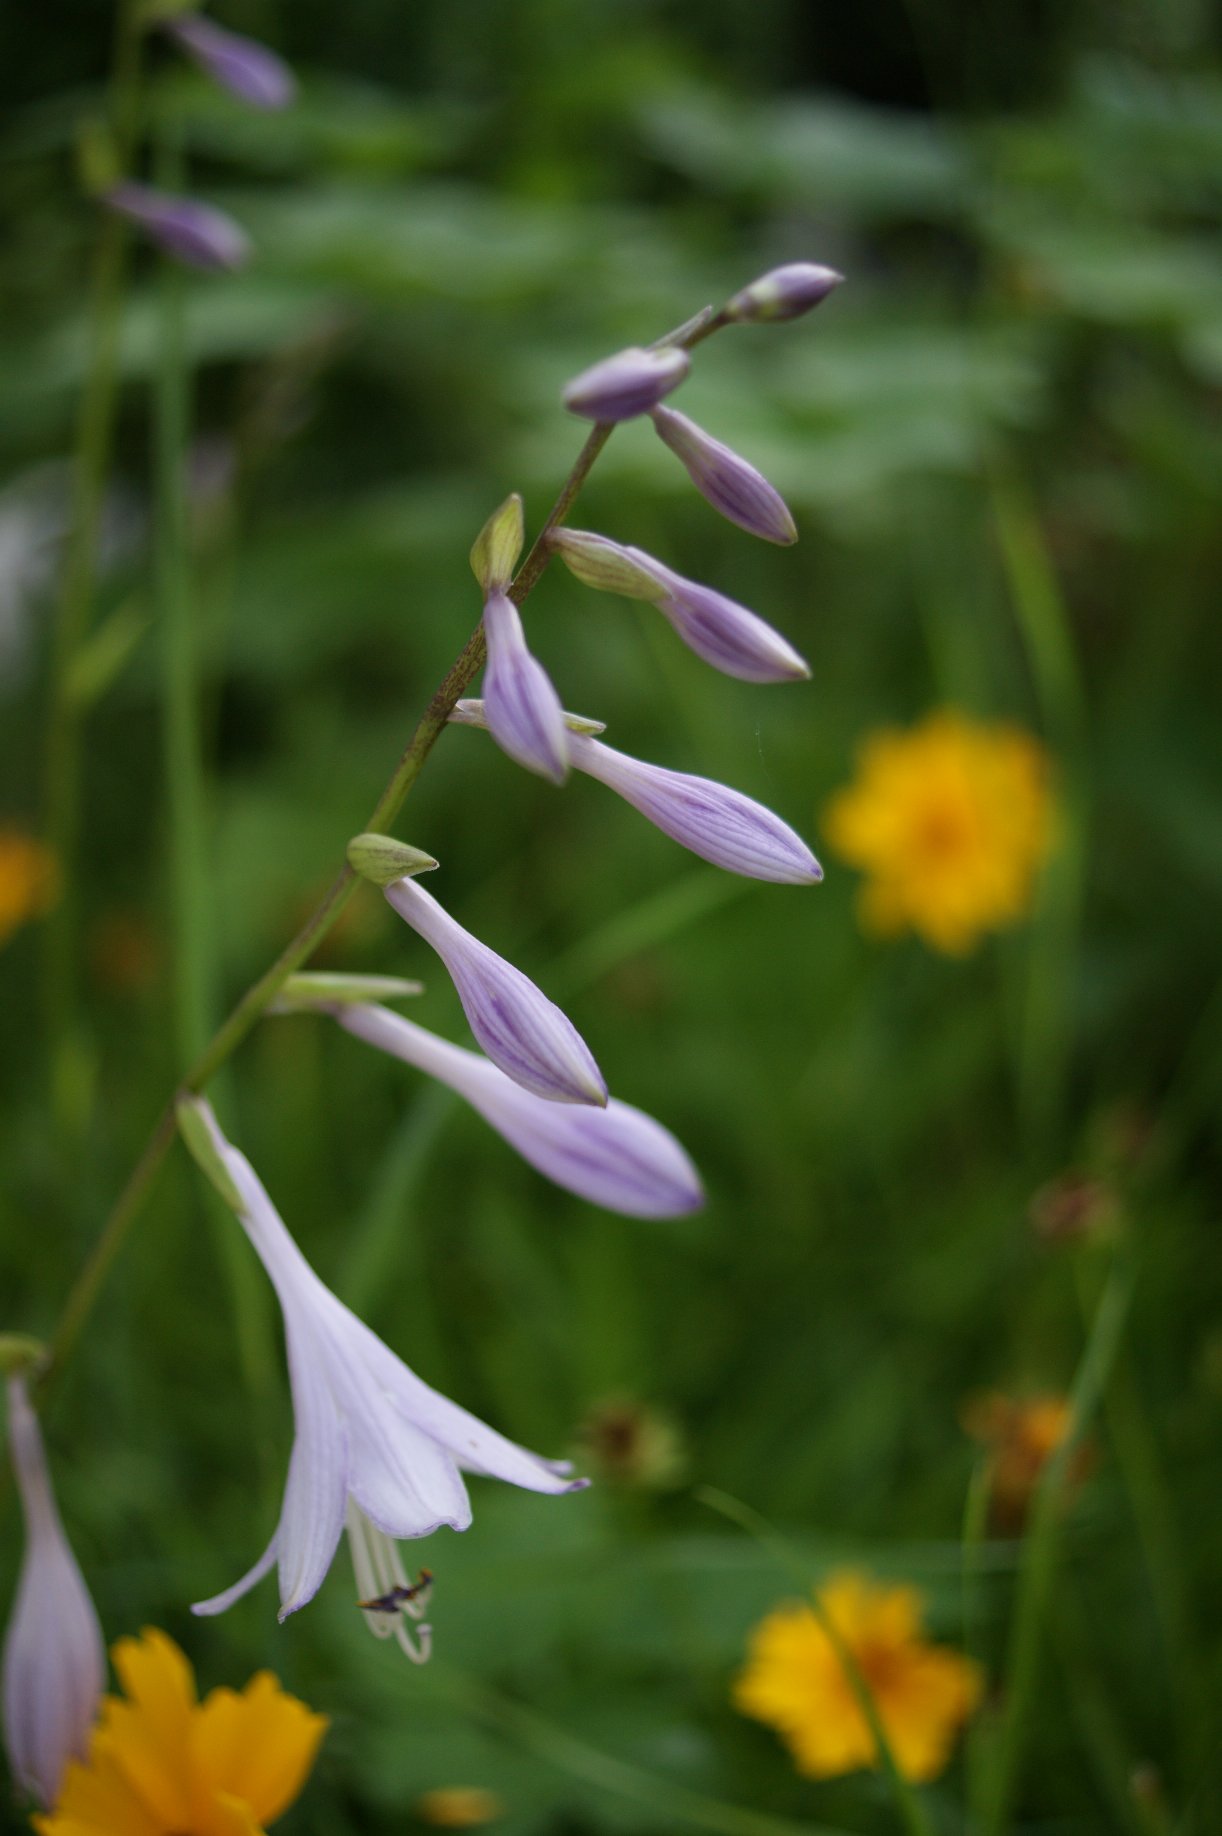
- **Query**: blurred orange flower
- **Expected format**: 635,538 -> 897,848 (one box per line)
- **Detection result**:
414,1787 -> 505,1827
734,1571 -> 982,1783
35,1627 -> 326,1836
0,831 -> 59,951
963,1391 -> 1089,1531
822,710 -> 1054,954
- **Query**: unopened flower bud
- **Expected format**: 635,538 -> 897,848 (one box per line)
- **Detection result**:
647,561 -> 809,683
567,731 -> 823,884
3,1376 -> 106,1808
104,183 -> 251,271
651,406 -> 797,545
481,592 -> 569,783
336,1005 -> 700,1215
563,345 -> 690,423
725,262 -> 844,324
346,834 -> 438,886
385,878 -> 607,1106
470,494 -> 525,595
164,14 -> 297,110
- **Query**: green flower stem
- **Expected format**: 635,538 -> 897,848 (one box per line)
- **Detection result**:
42,0 -> 146,1121
697,1487 -> 937,1836
983,1247 -> 1135,1836
433,1662 -> 856,1836
37,303 -> 724,1401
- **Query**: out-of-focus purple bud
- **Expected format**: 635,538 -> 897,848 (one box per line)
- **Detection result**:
165,14 -> 297,110
103,182 -> 251,271
335,1005 -> 703,1218
568,731 -> 823,884
725,263 -> 844,324
563,345 -> 690,423
2,1375 -> 106,1809
482,591 -> 570,784
651,406 -> 797,545
385,877 -> 607,1107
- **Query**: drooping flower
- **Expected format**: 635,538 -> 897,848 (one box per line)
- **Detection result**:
481,591 -> 570,783
2,1375 -> 105,1809
333,1001 -> 703,1217
183,1100 -> 585,1636
650,406 -> 797,545
103,182 -> 251,271
563,345 -> 690,422
384,876 -> 606,1106
821,709 -> 1055,954
734,1571 -> 983,1784
451,700 -> 820,882
0,831 -> 59,951
164,14 -> 296,110
548,529 -> 808,683
725,262 -> 844,324
34,1626 -> 326,1836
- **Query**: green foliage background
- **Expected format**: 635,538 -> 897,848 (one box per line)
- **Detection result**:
1,0 -> 1220,1830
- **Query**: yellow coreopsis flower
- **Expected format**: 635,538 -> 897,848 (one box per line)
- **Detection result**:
821,710 -> 1054,954
34,1627 -> 326,1836
0,831 -> 59,951
734,1571 -> 983,1784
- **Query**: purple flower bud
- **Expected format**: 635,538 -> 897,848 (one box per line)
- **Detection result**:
547,528 -> 808,683
103,182 -> 251,271
385,877 -> 606,1106
165,15 -> 297,110
645,558 -> 809,683
567,731 -> 823,884
335,1005 -> 703,1218
726,262 -> 844,324
3,1376 -> 106,1809
651,406 -> 797,545
563,345 -> 690,423
482,591 -> 570,784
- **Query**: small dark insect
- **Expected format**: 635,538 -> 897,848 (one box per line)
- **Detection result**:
358,1568 -> 433,1615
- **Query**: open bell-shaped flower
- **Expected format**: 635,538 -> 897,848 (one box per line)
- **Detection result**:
164,14 -> 297,110
549,529 -> 808,684
384,876 -> 607,1106
481,591 -> 570,783
2,1374 -> 106,1808
651,405 -> 797,545
183,1100 -> 586,1645
332,1002 -> 704,1218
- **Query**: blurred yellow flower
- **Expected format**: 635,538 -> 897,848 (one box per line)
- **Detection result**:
414,1787 -> 506,1827
35,1627 -> 326,1836
821,710 -> 1053,954
0,831 -> 59,951
733,1571 -> 982,1784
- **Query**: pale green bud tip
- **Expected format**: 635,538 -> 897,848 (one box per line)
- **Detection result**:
347,834 -> 439,886
725,263 -> 844,324
176,1097 -> 245,1213
470,493 -> 525,593
451,697 -> 606,736
274,972 -> 425,1011
548,528 -> 666,603
0,1334 -> 47,1377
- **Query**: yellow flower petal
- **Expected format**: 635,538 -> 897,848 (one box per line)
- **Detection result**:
33,1746 -> 163,1836
96,1630 -> 198,1829
194,1672 -> 328,1825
